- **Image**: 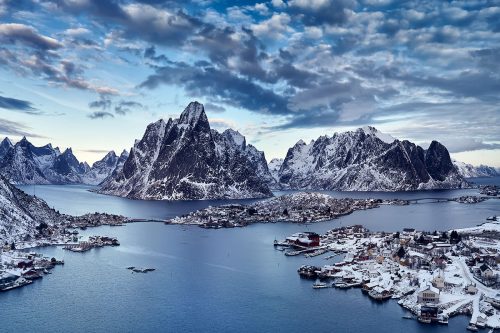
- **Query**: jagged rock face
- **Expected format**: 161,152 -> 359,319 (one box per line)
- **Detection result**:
0,175 -> 62,242
99,102 -> 273,200
453,160 -> 500,178
277,127 -> 468,191
0,138 -> 88,184
0,137 -> 121,185
425,141 -> 454,181
0,138 -> 49,184
0,137 -> 13,159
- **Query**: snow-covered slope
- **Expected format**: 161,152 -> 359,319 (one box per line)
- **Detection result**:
0,175 -> 64,242
98,102 -> 273,200
268,158 -> 284,184
82,150 -> 129,185
453,160 -> 500,178
277,127 -> 468,191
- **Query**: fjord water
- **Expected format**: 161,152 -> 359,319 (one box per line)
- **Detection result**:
2,180 -> 498,332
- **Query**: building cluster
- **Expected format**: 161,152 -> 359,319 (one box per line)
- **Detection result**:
454,196 -> 489,204
63,235 -> 120,252
279,220 -> 500,329
0,249 -> 64,292
168,192 -> 409,228
480,185 -> 500,196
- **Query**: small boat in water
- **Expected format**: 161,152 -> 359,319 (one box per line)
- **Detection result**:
467,324 -> 479,331
402,314 -> 413,320
312,281 -> 329,289
417,317 -> 431,324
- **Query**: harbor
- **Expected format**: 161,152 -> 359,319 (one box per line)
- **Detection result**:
277,217 -> 500,330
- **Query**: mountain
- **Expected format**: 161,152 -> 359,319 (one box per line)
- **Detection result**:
268,158 -> 283,184
99,101 -> 273,200
0,137 -> 125,185
82,150 -> 129,185
0,174 -> 63,242
276,126 -> 468,191
0,137 -> 89,184
0,137 -> 13,159
453,160 -> 500,178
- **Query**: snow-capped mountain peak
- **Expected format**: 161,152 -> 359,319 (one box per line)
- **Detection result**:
178,101 -> 207,126
361,126 -> 396,144
222,129 -> 246,149
276,127 -> 467,191
99,101 -> 273,200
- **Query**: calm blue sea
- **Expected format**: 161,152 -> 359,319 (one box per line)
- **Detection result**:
1,179 -> 498,333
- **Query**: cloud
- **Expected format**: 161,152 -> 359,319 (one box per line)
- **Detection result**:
139,62 -> 292,116
444,138 -> 500,153
0,95 -> 40,114
89,95 -> 112,110
78,149 -> 113,154
204,102 -> 226,113
208,118 -> 237,130
88,111 -> 114,119
0,23 -> 62,50
114,100 -> 145,115
0,117 -> 43,137
288,0 -> 356,26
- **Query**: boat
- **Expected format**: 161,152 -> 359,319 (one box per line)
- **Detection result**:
312,281 -> 329,289
467,324 -> 479,331
417,317 -> 431,324
334,282 -> 350,289
437,316 -> 448,325
402,314 -> 413,320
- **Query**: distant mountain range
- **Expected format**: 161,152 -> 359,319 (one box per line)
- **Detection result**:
269,126 -> 469,191
0,137 -> 125,185
98,102 -> 274,200
452,160 -> 500,178
0,101 -> 498,198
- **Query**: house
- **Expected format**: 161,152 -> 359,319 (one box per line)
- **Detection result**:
432,274 -> 445,290
417,286 -> 440,304
479,264 -> 494,279
465,284 -> 478,295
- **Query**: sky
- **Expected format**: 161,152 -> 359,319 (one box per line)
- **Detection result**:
0,0 -> 499,167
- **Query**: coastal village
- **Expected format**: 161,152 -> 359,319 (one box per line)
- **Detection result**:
167,192 -> 494,229
275,217 -> 500,330
167,192 -> 409,228
0,212 -> 126,292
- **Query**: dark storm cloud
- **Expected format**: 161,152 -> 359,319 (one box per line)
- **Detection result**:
139,63 -> 292,115
87,111 -> 114,119
0,95 -> 39,114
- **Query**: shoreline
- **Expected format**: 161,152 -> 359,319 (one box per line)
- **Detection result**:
278,219 -> 500,330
